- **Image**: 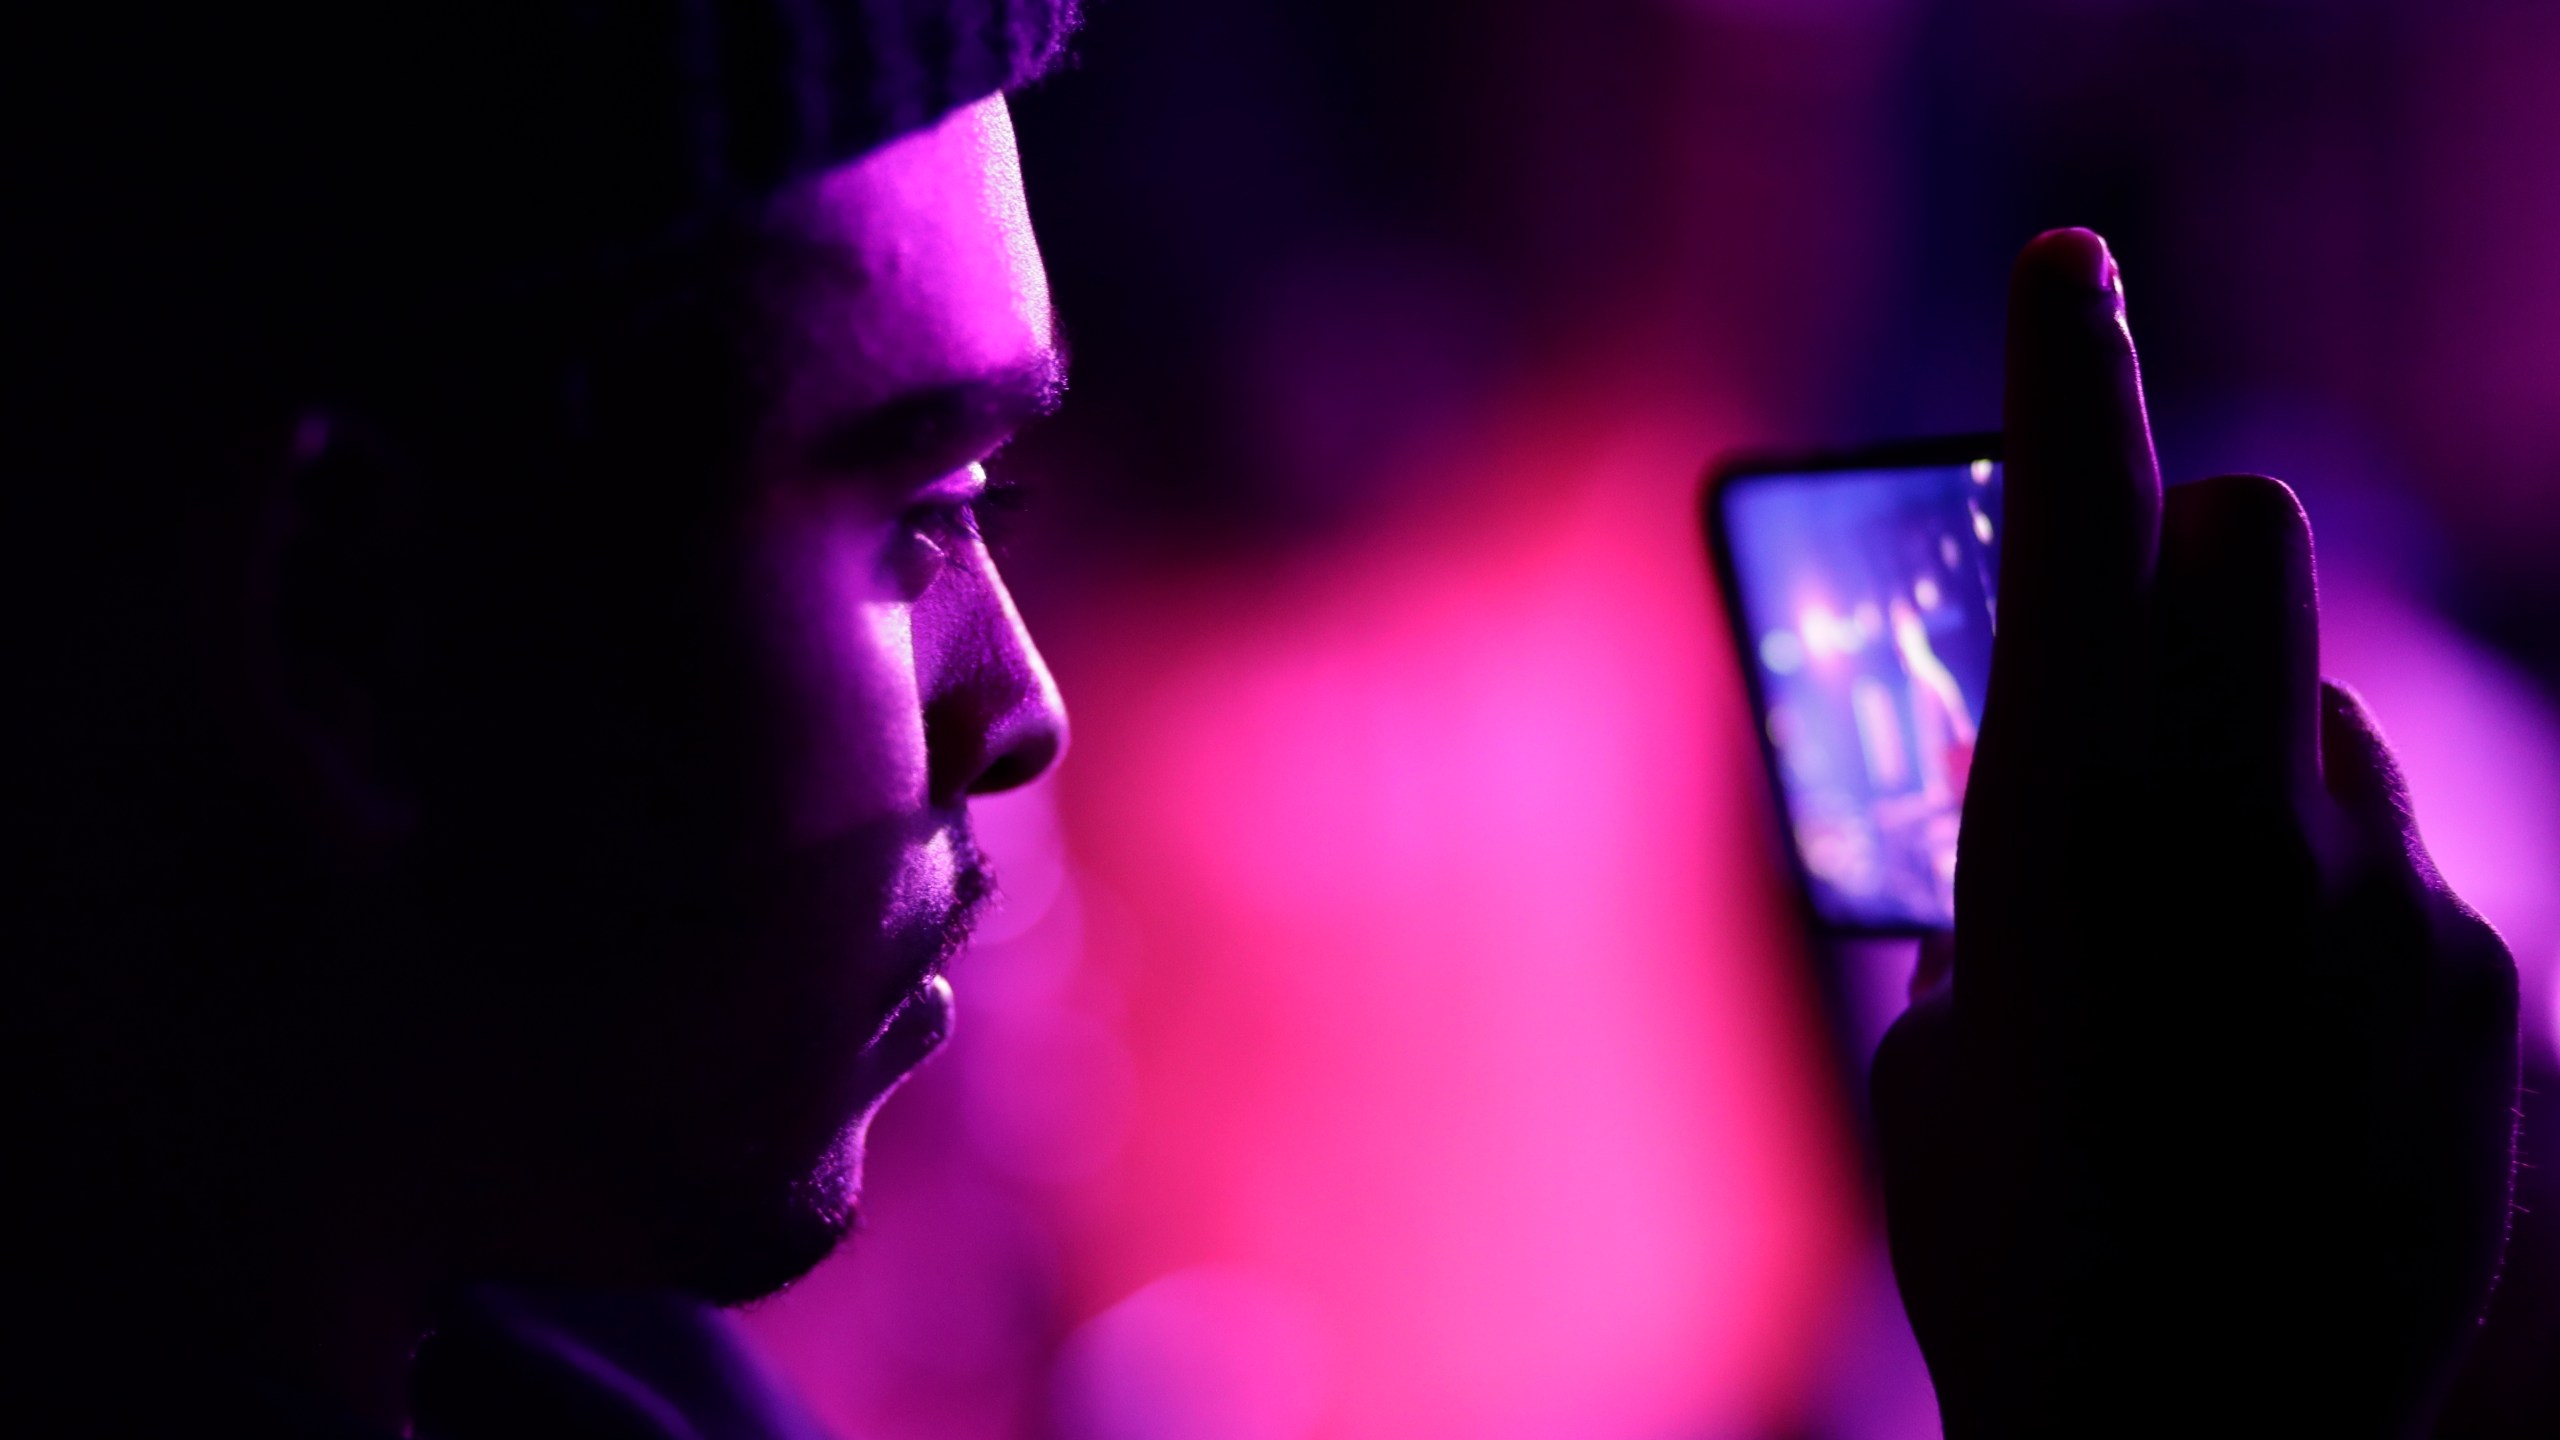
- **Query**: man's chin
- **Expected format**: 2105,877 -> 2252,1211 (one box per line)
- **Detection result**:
671,1213 -> 854,1308
600,821 -> 975,1307
663,1133 -> 871,1305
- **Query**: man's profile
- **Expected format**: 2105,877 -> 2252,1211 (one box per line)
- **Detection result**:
8,5 -> 1072,1432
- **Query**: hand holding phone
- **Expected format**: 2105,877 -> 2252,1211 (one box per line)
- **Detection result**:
1857,231 -> 2518,1438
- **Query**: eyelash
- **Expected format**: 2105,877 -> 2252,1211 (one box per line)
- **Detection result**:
908,467 -> 1027,553
890,467 -> 1027,597
905,497 -> 982,551
969,468 -> 1029,553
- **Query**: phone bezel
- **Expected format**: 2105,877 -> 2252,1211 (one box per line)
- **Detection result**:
1700,432 -> 2002,939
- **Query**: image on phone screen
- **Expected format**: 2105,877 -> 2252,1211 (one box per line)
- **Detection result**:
1714,451 -> 2003,931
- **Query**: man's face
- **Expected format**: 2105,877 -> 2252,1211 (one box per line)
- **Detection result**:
432,95 -> 1066,1300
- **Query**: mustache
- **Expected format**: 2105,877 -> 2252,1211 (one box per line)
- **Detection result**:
934,820 -> 996,971
758,808 -> 999,986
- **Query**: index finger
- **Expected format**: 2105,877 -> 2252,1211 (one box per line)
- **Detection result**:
1956,231 -> 2163,994
1983,228 -> 2162,758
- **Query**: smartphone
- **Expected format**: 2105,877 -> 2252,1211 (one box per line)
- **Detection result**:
1703,435 -> 2003,935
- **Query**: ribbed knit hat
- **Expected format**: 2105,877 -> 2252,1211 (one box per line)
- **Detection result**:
6,1 -> 1082,371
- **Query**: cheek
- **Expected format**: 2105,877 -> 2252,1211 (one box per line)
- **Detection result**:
746,512 -> 931,845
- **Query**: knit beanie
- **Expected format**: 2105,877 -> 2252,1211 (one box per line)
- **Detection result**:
4,1 -> 1082,390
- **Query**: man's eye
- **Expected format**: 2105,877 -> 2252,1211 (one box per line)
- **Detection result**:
885,501 -> 977,599
914,498 -> 983,546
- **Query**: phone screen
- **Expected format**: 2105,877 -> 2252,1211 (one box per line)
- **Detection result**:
1714,449 -> 2003,931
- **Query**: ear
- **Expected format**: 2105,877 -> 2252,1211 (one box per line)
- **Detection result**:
255,409 -> 423,853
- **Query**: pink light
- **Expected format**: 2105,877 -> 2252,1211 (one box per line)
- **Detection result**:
1042,412 -> 1857,1440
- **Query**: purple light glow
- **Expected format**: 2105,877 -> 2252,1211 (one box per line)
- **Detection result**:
2321,573 -> 2560,1048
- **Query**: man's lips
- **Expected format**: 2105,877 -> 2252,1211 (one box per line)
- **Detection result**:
847,973 -> 955,1107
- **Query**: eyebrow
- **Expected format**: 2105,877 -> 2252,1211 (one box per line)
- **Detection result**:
806,349 -> 1067,488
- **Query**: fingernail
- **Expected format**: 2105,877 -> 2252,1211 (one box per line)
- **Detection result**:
2035,227 -> 2119,298
2087,233 -> 2119,296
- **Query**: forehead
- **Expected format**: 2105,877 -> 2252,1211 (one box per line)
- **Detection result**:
755,95 -> 1053,419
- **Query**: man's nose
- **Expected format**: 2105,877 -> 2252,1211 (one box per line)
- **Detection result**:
921,557 -> 1068,805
